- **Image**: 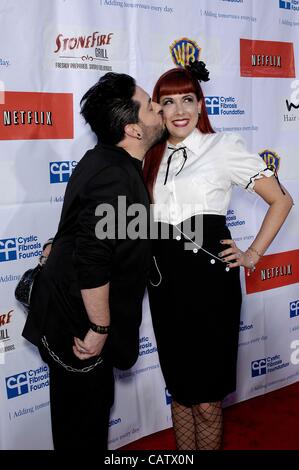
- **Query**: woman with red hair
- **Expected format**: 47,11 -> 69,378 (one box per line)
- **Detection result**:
144,62 -> 293,450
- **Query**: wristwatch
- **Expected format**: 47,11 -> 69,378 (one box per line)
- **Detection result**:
89,322 -> 110,334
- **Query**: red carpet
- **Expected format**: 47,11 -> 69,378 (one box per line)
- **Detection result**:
120,381 -> 299,450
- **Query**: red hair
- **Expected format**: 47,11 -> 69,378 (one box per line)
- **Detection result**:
143,68 -> 214,200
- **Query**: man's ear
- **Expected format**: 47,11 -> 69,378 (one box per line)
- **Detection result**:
124,123 -> 142,140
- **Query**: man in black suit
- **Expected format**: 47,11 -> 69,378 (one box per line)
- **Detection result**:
22,72 -> 164,450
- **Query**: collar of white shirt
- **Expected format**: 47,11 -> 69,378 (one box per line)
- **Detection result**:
166,128 -> 206,157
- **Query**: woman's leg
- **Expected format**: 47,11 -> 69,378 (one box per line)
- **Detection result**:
171,400 -> 196,450
192,401 -> 223,450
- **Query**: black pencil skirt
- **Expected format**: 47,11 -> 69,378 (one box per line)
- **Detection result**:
148,214 -> 242,406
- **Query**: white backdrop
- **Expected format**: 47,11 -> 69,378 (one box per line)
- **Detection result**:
0,0 -> 299,450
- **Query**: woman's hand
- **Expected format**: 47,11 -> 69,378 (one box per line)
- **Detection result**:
218,239 -> 260,269
39,238 -> 53,265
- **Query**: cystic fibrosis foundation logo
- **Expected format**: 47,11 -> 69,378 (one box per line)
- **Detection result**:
170,38 -> 201,68
50,160 -> 77,183
290,300 -> 299,318
165,388 -> 172,405
280,0 -> 291,8
109,417 -> 121,427
0,235 -> 42,263
5,366 -> 49,399
205,96 -> 245,116
239,320 -> 253,332
245,249 -> 299,294
139,336 -> 157,357
251,354 -> 289,377
251,358 -> 267,377
0,91 -> 73,140
240,38 -> 295,78
279,0 -> 299,11
0,58 -> 10,67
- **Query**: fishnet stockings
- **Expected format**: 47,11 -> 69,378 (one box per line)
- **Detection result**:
171,400 -> 196,450
192,401 -> 223,450
171,400 -> 223,450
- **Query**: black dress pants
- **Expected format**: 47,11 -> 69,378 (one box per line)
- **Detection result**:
40,343 -> 114,450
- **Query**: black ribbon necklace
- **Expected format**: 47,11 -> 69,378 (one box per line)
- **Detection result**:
164,146 -> 188,185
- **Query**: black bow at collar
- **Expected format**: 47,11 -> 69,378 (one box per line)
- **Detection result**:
164,146 -> 188,185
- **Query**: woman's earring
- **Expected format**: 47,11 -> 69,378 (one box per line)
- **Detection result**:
137,133 -> 142,140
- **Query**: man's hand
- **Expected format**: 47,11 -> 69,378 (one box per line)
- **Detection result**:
73,329 -> 107,360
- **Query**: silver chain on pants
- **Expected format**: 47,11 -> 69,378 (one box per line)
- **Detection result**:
41,336 -> 104,373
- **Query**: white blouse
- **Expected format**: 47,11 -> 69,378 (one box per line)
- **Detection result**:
153,128 -> 273,224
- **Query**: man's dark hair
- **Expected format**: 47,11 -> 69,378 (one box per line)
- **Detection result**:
80,72 -> 140,145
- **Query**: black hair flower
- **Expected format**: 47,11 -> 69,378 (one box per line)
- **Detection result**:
186,60 -> 210,82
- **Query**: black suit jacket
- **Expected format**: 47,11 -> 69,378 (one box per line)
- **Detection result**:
23,144 -> 151,370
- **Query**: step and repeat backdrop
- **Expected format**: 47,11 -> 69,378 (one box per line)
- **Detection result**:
0,0 -> 299,450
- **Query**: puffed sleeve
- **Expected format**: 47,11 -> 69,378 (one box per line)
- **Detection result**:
225,133 -> 274,193
75,165 -> 132,289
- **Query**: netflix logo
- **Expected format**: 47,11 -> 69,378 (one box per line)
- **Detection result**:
245,249 -> 299,294
240,39 -> 295,78
0,91 -> 73,140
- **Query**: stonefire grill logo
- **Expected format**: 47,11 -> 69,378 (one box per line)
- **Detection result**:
258,150 -> 280,173
240,39 -> 295,78
0,310 -> 13,326
0,310 -> 13,342
0,91 -> 73,140
245,249 -> 299,294
0,309 -> 15,356
170,38 -> 201,68
54,31 -> 114,71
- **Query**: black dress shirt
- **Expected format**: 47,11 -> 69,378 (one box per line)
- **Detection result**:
23,143 -> 151,370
